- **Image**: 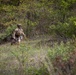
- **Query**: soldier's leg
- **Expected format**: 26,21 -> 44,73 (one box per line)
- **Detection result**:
11,38 -> 16,45
17,37 -> 21,44
20,36 -> 23,40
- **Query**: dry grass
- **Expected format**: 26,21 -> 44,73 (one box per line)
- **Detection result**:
0,40 -> 49,75
0,39 -> 75,75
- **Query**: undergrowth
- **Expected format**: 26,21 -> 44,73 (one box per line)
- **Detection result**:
0,41 -> 76,75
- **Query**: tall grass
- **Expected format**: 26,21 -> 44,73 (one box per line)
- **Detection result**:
48,42 -> 76,75
0,41 -> 75,75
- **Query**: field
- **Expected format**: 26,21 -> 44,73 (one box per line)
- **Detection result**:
0,38 -> 76,75
0,38 -> 51,75
0,0 -> 76,75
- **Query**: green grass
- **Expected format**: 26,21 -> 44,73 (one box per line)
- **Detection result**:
0,40 -> 49,75
0,40 -> 75,75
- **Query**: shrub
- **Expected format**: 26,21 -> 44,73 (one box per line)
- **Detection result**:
48,42 -> 75,75
48,42 -> 74,61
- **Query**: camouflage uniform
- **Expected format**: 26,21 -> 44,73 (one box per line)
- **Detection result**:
11,24 -> 25,45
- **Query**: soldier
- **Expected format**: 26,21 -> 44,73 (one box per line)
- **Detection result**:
11,24 -> 26,45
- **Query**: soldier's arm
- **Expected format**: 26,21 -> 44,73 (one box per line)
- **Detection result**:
22,31 -> 25,37
24,34 -> 28,40
22,32 -> 27,40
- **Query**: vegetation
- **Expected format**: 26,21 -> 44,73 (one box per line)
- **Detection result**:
0,0 -> 76,75
0,41 -> 76,75
0,0 -> 76,38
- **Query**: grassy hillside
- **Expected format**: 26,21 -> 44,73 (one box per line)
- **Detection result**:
0,39 -> 76,75
0,0 -> 76,75
0,40 -> 49,75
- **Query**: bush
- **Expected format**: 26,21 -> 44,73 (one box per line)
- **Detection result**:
48,42 -> 74,61
48,42 -> 76,75
0,25 -> 16,43
5,25 -> 16,36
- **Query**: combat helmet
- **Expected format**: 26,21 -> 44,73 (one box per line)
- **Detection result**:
17,24 -> 22,28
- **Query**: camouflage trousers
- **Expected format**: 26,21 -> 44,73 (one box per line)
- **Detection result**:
11,36 -> 23,45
